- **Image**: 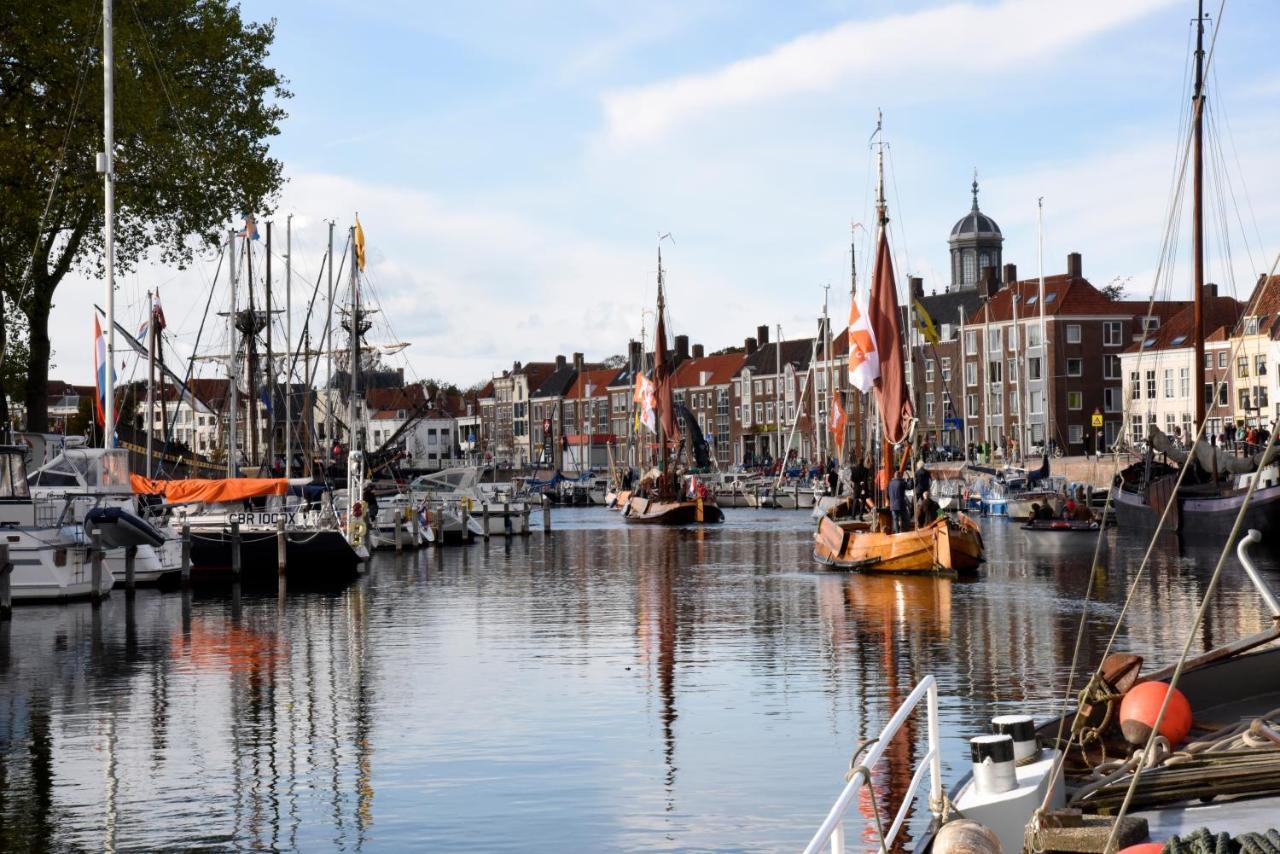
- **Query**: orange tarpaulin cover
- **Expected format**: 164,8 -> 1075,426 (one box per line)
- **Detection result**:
130,474 -> 289,503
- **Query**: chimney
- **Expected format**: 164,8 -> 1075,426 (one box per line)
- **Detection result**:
1003,263 -> 1018,287
692,343 -> 705,359
675,334 -> 689,361
745,337 -> 758,355
982,266 -> 999,299
628,339 -> 642,366
513,360 -> 522,372
572,352 -> 584,375
1067,252 -> 1082,280
910,276 -> 924,301
555,354 -> 566,370
1204,282 -> 1218,299
757,325 -> 770,346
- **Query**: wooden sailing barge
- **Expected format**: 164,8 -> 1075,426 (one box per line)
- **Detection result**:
622,241 -> 724,526
813,120 -> 982,575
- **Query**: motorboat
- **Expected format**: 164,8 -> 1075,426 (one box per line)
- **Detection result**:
409,466 -> 521,539
0,445 -> 115,601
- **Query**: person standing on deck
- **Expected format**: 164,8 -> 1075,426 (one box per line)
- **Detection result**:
888,472 -> 909,533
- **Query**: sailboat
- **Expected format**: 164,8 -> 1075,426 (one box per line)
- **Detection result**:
1111,0 -> 1280,540
813,119 -> 983,575
622,242 -> 724,525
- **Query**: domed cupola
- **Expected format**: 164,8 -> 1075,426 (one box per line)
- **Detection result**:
948,174 -> 1003,291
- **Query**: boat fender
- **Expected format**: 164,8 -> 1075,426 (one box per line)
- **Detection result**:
1119,681 -> 1191,746
1117,844 -> 1163,854
933,819 -> 1003,854
350,517 -> 367,546
991,715 -> 1038,764
969,734 -> 1017,795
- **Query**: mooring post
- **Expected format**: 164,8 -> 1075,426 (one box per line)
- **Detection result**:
0,543 -> 11,621
503,501 -> 511,536
125,545 -> 137,593
482,501 -> 491,539
542,494 -> 551,533
521,505 -> 530,535
412,503 -> 421,546
231,518 -> 242,578
181,519 -> 191,585
277,517 -> 287,576
91,529 -> 104,605
395,511 -> 403,552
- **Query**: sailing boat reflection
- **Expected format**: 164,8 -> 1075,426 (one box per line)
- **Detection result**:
636,535 -> 681,812
816,574 -> 953,852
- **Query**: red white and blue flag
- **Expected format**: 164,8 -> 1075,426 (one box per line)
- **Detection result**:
93,315 -> 111,427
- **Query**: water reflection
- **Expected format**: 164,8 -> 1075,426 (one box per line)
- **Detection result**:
0,510 -> 1274,851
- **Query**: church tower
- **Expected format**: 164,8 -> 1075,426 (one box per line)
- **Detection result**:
948,174 -> 1003,291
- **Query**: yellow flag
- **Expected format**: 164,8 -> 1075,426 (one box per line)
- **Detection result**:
914,299 -> 940,346
354,216 -> 367,272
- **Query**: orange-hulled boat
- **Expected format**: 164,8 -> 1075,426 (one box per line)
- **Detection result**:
813,499 -> 982,576
622,494 -> 723,524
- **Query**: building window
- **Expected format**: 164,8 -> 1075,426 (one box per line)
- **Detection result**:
1028,325 -> 1043,347
966,394 -> 978,417
1258,386 -> 1270,408
1104,387 -> 1121,412
965,330 -> 978,355
1068,391 -> 1083,410
1029,357 -> 1042,381
1069,424 -> 1084,444
965,362 -> 978,386
1008,358 -> 1017,385
1104,321 -> 1123,347
1146,370 -> 1157,398
988,360 -> 1003,384
1238,356 -> 1250,378
765,402 -> 774,423
1179,367 -> 1190,397
963,252 -> 976,285
926,393 -> 935,419
925,360 -> 935,383
1240,388 -> 1252,410
1218,383 -> 1229,407
1103,355 -> 1121,380
1164,369 -> 1174,398
753,380 -> 762,395
1218,351 -> 1228,369
1066,324 -> 1082,344
754,403 -> 763,424
1029,389 -> 1043,414
988,328 -> 1002,352
1067,358 -> 1082,377
941,358 -> 952,381
990,394 -> 1003,416
1258,355 -> 1268,376
1007,327 -> 1017,353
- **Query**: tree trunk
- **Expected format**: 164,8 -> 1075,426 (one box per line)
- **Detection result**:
23,291 -> 52,434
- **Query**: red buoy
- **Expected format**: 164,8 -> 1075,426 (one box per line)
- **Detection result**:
1119,681 -> 1192,745
1117,843 -> 1163,854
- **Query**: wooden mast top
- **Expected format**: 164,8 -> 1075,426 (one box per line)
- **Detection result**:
1192,0 -> 1207,426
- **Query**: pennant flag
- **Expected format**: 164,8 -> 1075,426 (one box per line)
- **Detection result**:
827,391 -> 847,454
636,375 -> 657,434
868,229 -> 913,444
240,214 -> 259,241
914,299 -> 939,346
354,215 -> 367,272
93,315 -> 111,427
152,291 -> 167,331
259,386 -> 273,415
847,289 -> 879,392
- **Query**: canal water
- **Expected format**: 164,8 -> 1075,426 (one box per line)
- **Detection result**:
0,509 -> 1274,852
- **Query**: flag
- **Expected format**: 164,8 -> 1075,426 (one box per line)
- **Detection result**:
847,289 -> 879,392
354,215 -> 367,272
653,289 -> 675,439
868,229 -> 913,444
259,386 -> 273,415
240,214 -> 259,241
914,298 -> 939,346
152,291 -> 167,331
828,391 -> 847,454
93,315 -> 110,427
636,375 -> 657,433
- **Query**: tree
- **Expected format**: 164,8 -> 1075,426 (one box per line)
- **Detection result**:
600,353 -> 627,369
1,1 -> 289,431
1100,283 -> 1125,301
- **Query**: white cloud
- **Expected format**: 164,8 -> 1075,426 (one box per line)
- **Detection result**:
601,0 -> 1175,145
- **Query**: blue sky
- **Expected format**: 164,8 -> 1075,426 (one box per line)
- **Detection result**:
57,0 -> 1280,388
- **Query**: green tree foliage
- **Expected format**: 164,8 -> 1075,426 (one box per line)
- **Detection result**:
1100,283 -> 1125,301
0,1 -> 289,430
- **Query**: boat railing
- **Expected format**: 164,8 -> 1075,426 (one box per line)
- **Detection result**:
803,675 -> 943,854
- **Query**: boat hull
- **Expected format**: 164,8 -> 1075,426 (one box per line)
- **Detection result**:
621,496 -> 724,525
188,528 -> 360,586
1113,478 -> 1280,539
813,514 -> 983,576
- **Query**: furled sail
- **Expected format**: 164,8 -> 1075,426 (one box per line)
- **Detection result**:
675,404 -> 711,469
868,229 -> 913,444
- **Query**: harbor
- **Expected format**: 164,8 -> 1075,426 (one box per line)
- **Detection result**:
0,509 -> 1274,851
5,0 -> 1280,850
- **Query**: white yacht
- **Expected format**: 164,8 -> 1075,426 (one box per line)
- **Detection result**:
409,467 -> 523,540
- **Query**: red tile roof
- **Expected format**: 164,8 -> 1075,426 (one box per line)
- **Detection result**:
567,368 -> 621,399
366,386 -> 427,411
1124,293 -> 1243,353
671,352 -> 746,389
970,275 -> 1183,325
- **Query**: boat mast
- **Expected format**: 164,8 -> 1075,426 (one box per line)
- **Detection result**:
146,290 -> 155,476
656,244 -> 668,487
101,0 -> 117,447
1192,0 -> 1207,426
851,222 -> 861,460
1037,197 -> 1047,448
227,229 -> 238,476
348,223 -> 360,463
326,221 -> 335,467
775,322 -> 782,464
266,220 -> 274,469
822,285 -> 831,465
874,112 -> 892,486
285,214 -> 293,478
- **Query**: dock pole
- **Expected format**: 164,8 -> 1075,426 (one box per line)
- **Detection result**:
277,517 -> 287,576
0,544 -> 11,620
522,505 -> 530,535
542,495 -> 551,533
125,545 -> 136,593
412,504 -> 420,546
503,501 -> 511,536
482,502 -> 490,539
181,520 -> 191,585
395,512 -> 403,552
231,518 -> 242,578
91,530 -> 104,605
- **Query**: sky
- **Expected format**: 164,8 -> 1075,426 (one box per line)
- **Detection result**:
53,0 -> 1280,390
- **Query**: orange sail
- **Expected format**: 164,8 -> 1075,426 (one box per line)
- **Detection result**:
868,229 -> 913,445
131,475 -> 290,503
